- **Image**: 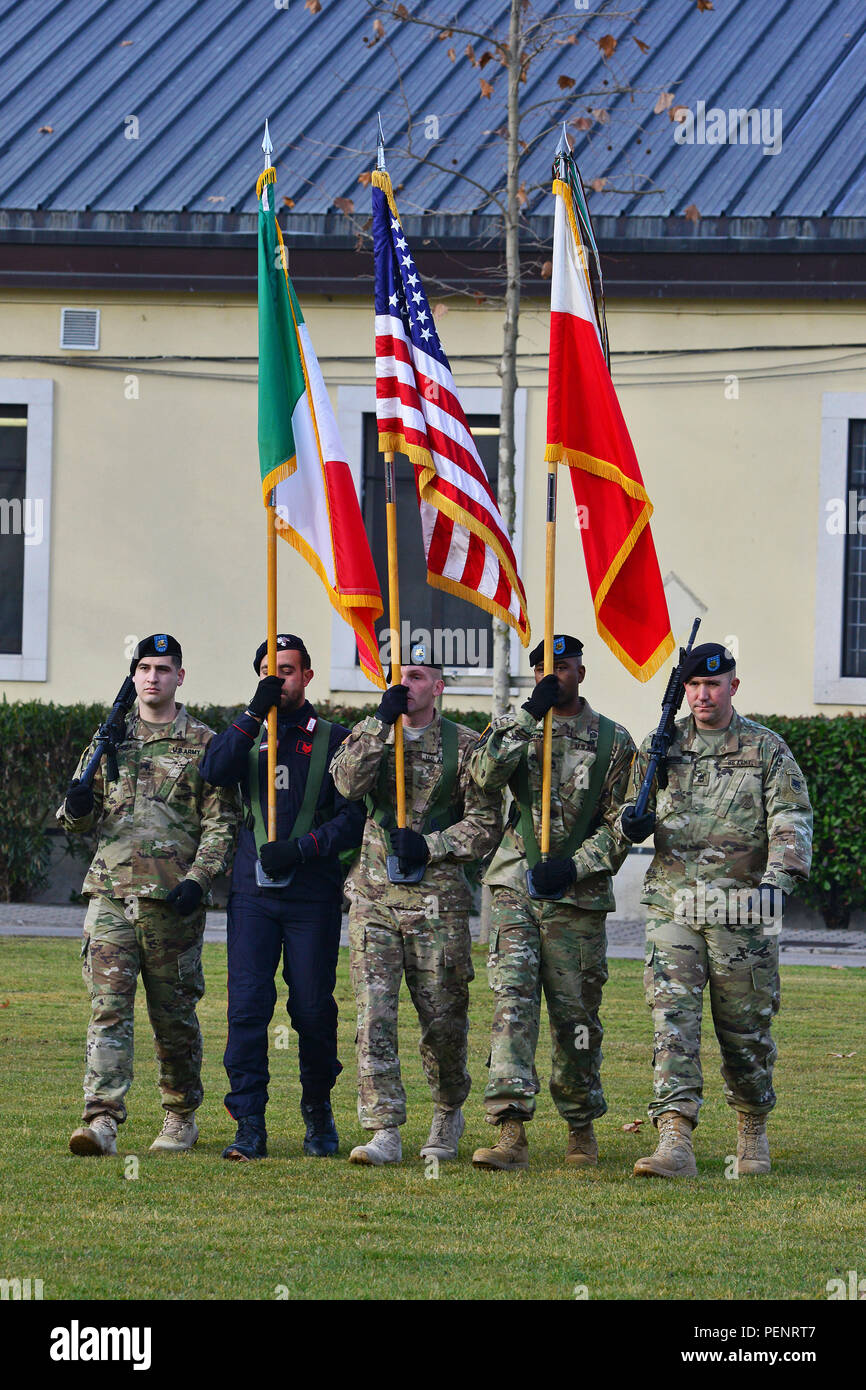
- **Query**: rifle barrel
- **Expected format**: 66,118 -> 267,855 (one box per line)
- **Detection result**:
75,677 -> 137,788
630,617 -> 702,821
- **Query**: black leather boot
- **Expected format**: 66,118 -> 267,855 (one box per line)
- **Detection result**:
221,1114 -> 267,1161
301,1098 -> 338,1156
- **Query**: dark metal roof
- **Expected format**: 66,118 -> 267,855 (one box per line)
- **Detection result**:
0,0 -> 864,235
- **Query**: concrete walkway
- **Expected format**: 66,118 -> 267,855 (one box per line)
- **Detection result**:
2,902 -> 865,968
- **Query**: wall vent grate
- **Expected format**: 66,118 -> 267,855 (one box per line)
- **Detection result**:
60,308 -> 100,350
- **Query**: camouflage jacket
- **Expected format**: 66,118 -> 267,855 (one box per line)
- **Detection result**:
468,699 -> 636,911
620,710 -> 813,910
56,705 -> 240,901
329,711 -> 502,909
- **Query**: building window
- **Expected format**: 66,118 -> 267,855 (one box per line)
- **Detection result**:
815,393 -> 866,705
0,380 -> 53,683
332,385 -> 527,694
842,420 -> 866,677
0,405 -> 28,655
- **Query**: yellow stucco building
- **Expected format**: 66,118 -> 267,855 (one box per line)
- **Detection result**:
2,285 -> 864,741
2,0 -> 865,739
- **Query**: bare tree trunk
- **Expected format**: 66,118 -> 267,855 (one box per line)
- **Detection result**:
492,0 -> 522,720
481,0 -> 522,945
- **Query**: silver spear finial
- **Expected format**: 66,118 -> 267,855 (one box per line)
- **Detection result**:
554,122 -> 571,180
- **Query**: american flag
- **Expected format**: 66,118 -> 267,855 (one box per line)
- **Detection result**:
372,171 -> 530,646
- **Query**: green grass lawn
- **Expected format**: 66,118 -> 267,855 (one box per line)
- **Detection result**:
0,935 -> 864,1301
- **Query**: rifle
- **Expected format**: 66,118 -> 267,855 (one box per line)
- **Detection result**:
77,677 -> 137,787
633,618 -> 701,817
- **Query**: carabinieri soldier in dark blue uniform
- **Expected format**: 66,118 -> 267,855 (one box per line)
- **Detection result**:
200,633 -> 365,1160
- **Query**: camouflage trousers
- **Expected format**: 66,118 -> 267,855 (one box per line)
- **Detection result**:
484,887 -> 608,1127
79,894 -> 206,1124
644,914 -> 780,1126
348,892 -> 474,1129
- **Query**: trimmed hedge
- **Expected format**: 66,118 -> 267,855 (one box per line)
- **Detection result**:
1,700 -> 861,926
0,699 -> 108,902
748,713 -> 866,930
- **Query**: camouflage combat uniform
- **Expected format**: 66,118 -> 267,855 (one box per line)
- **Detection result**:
330,711 -> 501,1130
622,711 -> 813,1125
57,707 -> 239,1123
469,700 -> 635,1127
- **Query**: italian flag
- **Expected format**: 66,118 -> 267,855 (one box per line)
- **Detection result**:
545,177 -> 673,682
257,167 -> 385,688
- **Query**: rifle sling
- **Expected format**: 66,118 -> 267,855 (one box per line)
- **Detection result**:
510,714 -> 616,870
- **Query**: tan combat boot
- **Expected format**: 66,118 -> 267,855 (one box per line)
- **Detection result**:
472,1118 -> 529,1171
633,1112 -> 697,1178
69,1113 -> 118,1157
349,1127 -> 402,1165
420,1105 -> 465,1161
565,1121 -> 598,1167
736,1112 -> 771,1175
150,1110 -> 199,1153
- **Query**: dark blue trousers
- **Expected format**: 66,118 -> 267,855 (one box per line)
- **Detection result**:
224,892 -> 343,1119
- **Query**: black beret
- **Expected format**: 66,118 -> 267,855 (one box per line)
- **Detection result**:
681,642 -> 736,682
528,634 -> 583,667
386,640 -> 443,683
253,634 -> 310,674
130,634 -> 182,674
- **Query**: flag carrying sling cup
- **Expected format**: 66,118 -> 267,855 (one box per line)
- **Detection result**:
247,719 -> 332,885
508,714 -> 616,870
365,718 -> 461,835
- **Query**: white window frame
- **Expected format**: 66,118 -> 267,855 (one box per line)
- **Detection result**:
332,385 -> 527,695
0,379 -> 53,681
815,391 -> 866,704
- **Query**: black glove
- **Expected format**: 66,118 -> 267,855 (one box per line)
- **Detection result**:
166,880 -> 204,917
522,674 -> 560,721
531,857 -> 577,896
376,684 -> 410,725
389,827 -> 430,870
621,804 -> 656,844
247,675 -> 285,720
741,884 -> 787,926
259,839 -> 305,876
65,780 -> 94,819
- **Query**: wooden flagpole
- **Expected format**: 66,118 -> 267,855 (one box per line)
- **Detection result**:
376,119 -> 407,830
384,451 -> 407,829
539,130 -> 572,865
261,120 -> 279,848
266,500 -> 279,842
541,457 -> 558,859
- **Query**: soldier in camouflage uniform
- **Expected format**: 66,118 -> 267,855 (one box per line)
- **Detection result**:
330,643 -> 502,1166
58,635 -> 239,1157
468,635 -> 635,1172
619,642 -> 813,1178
